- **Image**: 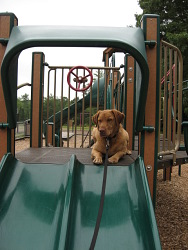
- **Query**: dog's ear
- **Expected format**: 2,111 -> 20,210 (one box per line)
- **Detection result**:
111,109 -> 125,124
92,111 -> 100,125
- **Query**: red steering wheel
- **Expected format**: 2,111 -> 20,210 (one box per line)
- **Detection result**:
67,66 -> 93,92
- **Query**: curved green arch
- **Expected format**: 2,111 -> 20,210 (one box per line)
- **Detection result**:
1,25 -> 149,131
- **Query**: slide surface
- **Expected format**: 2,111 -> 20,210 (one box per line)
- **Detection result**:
0,154 -> 161,250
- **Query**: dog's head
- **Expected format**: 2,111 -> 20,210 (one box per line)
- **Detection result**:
92,109 -> 125,137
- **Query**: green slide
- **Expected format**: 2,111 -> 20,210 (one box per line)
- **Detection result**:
0,153 -> 161,250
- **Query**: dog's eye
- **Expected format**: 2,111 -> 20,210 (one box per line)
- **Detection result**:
98,119 -> 102,123
107,118 -> 112,122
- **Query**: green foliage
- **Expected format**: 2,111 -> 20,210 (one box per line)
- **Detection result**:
135,0 -> 188,80
43,95 -> 78,121
43,95 -> 67,121
83,107 -> 98,126
17,94 -> 79,122
135,0 -> 188,119
93,70 -> 104,80
17,94 -> 30,121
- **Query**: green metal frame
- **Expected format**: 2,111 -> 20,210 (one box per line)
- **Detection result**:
1,25 -> 149,133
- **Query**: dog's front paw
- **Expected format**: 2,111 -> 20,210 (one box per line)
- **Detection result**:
126,150 -> 132,155
108,156 -> 119,164
93,157 -> 103,165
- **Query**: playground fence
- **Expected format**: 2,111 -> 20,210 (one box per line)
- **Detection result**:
44,65 -> 125,148
15,121 -> 25,139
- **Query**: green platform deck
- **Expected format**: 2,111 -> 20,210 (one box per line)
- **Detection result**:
0,152 -> 161,250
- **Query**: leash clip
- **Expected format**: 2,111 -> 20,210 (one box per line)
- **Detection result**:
106,137 -> 110,150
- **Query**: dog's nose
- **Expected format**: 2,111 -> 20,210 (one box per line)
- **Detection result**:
99,128 -> 106,137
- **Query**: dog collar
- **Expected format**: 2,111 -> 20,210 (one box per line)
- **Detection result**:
107,131 -> 118,140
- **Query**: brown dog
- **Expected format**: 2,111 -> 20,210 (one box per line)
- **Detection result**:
91,109 -> 131,164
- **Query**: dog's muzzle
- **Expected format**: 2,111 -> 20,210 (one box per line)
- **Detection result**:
99,128 -> 106,137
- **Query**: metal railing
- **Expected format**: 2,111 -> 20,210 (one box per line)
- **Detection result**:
158,40 -> 183,164
15,121 -> 30,139
44,65 -> 123,148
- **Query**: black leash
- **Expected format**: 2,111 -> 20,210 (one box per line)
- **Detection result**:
89,138 -> 110,250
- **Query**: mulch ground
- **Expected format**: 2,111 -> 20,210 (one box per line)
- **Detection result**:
155,166 -> 188,249
15,138 -> 188,249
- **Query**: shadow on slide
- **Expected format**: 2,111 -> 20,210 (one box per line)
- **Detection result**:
0,153 -> 161,250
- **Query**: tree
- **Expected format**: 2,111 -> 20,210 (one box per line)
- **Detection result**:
135,0 -> 188,80
17,94 -> 80,122
93,69 -> 104,80
135,0 -> 188,120
43,95 -> 68,121
17,94 -> 30,121
42,95 -> 78,121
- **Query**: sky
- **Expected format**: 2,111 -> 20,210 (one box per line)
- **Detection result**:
1,0 -> 143,99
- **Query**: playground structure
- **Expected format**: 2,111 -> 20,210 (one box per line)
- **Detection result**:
0,12 -> 187,250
